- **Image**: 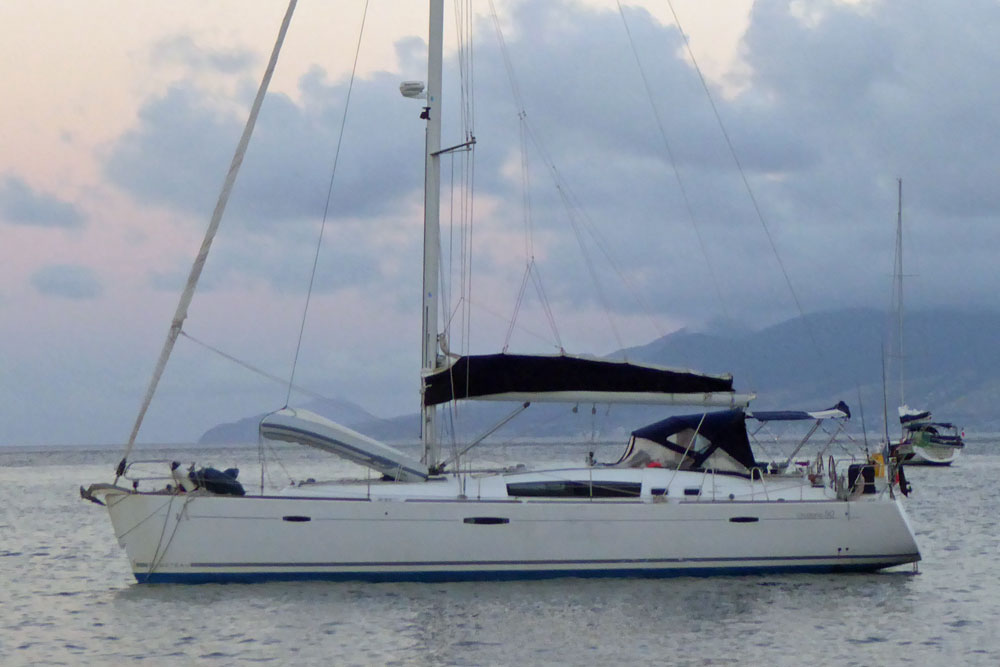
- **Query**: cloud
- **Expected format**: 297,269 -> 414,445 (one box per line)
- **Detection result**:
150,34 -> 257,74
30,264 -> 103,299
149,222 -> 393,295
102,0 -> 1000,335
103,83 -> 245,217
10,0 -> 1000,446
0,176 -> 84,228
104,67 -> 423,225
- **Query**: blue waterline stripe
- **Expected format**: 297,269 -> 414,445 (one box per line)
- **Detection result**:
181,552 -> 920,568
137,560 -> 917,584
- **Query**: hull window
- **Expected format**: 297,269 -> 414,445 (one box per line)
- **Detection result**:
506,481 -> 641,498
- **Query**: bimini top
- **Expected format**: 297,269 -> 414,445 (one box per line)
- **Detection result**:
423,353 -> 745,407
616,409 -> 756,474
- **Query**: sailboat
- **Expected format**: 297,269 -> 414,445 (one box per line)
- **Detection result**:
888,179 -> 965,466
82,1 -> 920,583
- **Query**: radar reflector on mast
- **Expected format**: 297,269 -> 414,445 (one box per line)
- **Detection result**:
399,81 -> 426,99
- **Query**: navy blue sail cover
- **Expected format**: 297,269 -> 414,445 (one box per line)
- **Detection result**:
629,409 -> 756,470
422,353 -> 735,406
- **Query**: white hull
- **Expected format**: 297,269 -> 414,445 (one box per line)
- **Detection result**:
86,1 -> 924,587
900,442 -> 961,466
97,468 -> 920,583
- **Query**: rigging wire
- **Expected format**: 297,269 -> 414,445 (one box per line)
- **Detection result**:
487,1 -> 573,350
473,293 -> 559,348
615,1 -> 731,324
487,1 -> 653,353
443,155 -> 456,348
519,114 -> 534,259
438,0 -> 479,460
504,258 -> 563,352
660,0 -> 826,362
181,329 -> 400,429
450,0 -> 477,367
498,2 -> 704,352
502,107 -> 563,350
554,183 -> 627,352
528,261 -> 563,350
115,0 -> 298,478
443,153 -> 462,464
180,331 -> 328,402
504,261 -> 533,351
285,0 -> 370,407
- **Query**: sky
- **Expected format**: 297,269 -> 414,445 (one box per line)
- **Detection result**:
2,0 -> 998,446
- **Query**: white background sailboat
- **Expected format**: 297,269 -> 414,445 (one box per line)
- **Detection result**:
83,0 -> 919,583
889,179 -> 964,466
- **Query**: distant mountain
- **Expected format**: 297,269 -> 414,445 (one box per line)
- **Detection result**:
199,307 -> 1000,443
619,307 -> 1000,432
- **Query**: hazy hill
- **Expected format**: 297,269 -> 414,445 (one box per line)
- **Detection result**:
198,397 -> 385,445
620,307 -> 1000,432
199,307 -> 1000,443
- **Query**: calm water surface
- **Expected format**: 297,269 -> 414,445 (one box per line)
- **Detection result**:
1,440 -> 997,666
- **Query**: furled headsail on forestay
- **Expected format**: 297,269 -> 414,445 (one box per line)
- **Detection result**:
422,353 -> 749,407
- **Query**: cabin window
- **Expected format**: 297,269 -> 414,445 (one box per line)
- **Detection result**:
506,480 -> 641,498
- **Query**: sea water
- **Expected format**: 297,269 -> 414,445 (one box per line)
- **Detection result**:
1,439 -> 997,666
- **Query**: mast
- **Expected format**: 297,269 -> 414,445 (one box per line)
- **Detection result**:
894,178 -> 904,406
421,0 -> 444,467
